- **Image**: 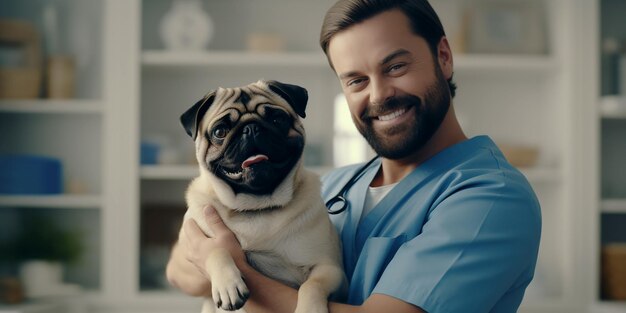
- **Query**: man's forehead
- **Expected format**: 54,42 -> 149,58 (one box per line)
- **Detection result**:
327,10 -> 427,74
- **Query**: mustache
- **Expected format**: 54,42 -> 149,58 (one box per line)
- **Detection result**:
360,94 -> 422,121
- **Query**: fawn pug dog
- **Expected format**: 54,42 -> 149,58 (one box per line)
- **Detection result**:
178,80 -> 344,313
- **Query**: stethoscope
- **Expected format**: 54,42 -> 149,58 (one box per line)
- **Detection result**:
326,156 -> 380,215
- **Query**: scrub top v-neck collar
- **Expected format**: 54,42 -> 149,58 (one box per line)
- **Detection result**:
342,136 -> 494,262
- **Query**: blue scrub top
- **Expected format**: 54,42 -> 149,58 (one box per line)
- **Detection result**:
321,136 -> 541,313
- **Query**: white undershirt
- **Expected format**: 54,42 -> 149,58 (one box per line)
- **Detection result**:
360,183 -> 398,222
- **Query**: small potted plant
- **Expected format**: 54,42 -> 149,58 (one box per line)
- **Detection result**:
9,217 -> 83,298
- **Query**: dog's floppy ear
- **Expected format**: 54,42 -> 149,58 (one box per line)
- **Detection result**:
267,80 -> 308,118
180,91 -> 216,140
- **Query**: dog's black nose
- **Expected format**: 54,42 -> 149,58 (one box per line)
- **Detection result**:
243,123 -> 260,137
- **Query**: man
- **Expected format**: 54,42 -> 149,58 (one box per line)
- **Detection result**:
166,0 -> 542,312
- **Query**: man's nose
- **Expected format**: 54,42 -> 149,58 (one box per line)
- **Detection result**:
369,79 -> 395,106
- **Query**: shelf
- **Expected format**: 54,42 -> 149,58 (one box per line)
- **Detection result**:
0,292 -> 94,313
141,165 -> 558,183
518,298 -> 575,313
141,50 -> 557,74
600,96 -> 626,119
601,199 -> 626,214
602,111 -> 626,119
0,301 -> 66,313
142,50 -> 327,67
0,195 -> 101,209
141,165 -> 199,180
519,167 -> 562,183
124,291 -> 202,310
141,164 -> 332,180
591,301 -> 626,313
454,54 -> 558,73
0,100 -> 103,114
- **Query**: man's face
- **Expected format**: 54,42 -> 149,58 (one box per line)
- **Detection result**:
328,9 -> 452,159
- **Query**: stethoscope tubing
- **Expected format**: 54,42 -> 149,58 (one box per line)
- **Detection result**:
326,156 -> 380,215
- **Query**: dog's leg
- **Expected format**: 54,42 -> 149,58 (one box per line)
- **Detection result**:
206,248 -> 250,311
294,261 -> 344,313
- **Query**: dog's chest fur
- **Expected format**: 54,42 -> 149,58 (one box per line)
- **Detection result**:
184,169 -> 330,288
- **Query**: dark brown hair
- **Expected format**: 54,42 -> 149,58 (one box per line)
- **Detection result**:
320,0 -> 457,97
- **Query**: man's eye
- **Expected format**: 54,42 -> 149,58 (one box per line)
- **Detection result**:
347,78 -> 366,87
387,63 -> 406,73
212,126 -> 229,139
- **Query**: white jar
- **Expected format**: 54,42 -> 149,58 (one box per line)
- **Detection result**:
19,260 -> 82,299
160,0 -> 214,51
19,260 -> 62,298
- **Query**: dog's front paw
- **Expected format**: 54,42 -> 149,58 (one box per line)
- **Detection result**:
211,267 -> 249,311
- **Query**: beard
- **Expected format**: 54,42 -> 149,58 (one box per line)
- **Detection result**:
354,65 -> 451,160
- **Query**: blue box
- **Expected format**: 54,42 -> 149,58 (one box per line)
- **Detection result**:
0,155 -> 63,195
140,142 -> 159,165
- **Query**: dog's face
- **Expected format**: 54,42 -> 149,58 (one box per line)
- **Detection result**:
181,80 -> 308,196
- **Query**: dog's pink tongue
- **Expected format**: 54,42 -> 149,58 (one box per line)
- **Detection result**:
242,154 -> 269,168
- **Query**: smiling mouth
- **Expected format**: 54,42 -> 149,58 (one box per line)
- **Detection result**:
376,108 -> 408,121
219,154 -> 295,182
223,168 -> 244,180
221,154 -> 269,180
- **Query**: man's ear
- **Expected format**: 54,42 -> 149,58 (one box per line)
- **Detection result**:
267,80 -> 308,118
437,36 -> 454,80
180,91 -> 216,140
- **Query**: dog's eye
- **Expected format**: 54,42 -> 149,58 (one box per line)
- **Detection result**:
212,126 -> 229,139
273,116 -> 286,125
271,112 -> 290,126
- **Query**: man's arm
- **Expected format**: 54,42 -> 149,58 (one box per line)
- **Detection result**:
167,206 -> 426,313
165,239 -> 211,297
240,259 -> 426,313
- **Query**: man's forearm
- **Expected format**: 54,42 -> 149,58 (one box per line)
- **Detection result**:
238,262 -> 299,313
239,262 -> 425,313
239,263 -> 364,313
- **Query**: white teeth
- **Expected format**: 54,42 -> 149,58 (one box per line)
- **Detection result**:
377,108 -> 407,121
224,169 -> 243,179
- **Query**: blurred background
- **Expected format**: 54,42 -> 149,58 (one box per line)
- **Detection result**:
0,0 -> 623,312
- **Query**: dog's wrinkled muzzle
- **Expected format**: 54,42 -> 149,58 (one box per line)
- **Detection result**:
212,121 -> 303,195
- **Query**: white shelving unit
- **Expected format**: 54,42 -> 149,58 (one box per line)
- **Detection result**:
0,1 -> 111,311
588,0 -> 626,311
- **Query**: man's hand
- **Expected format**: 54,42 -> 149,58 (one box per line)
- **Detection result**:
182,206 -> 247,275
166,206 -> 246,297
